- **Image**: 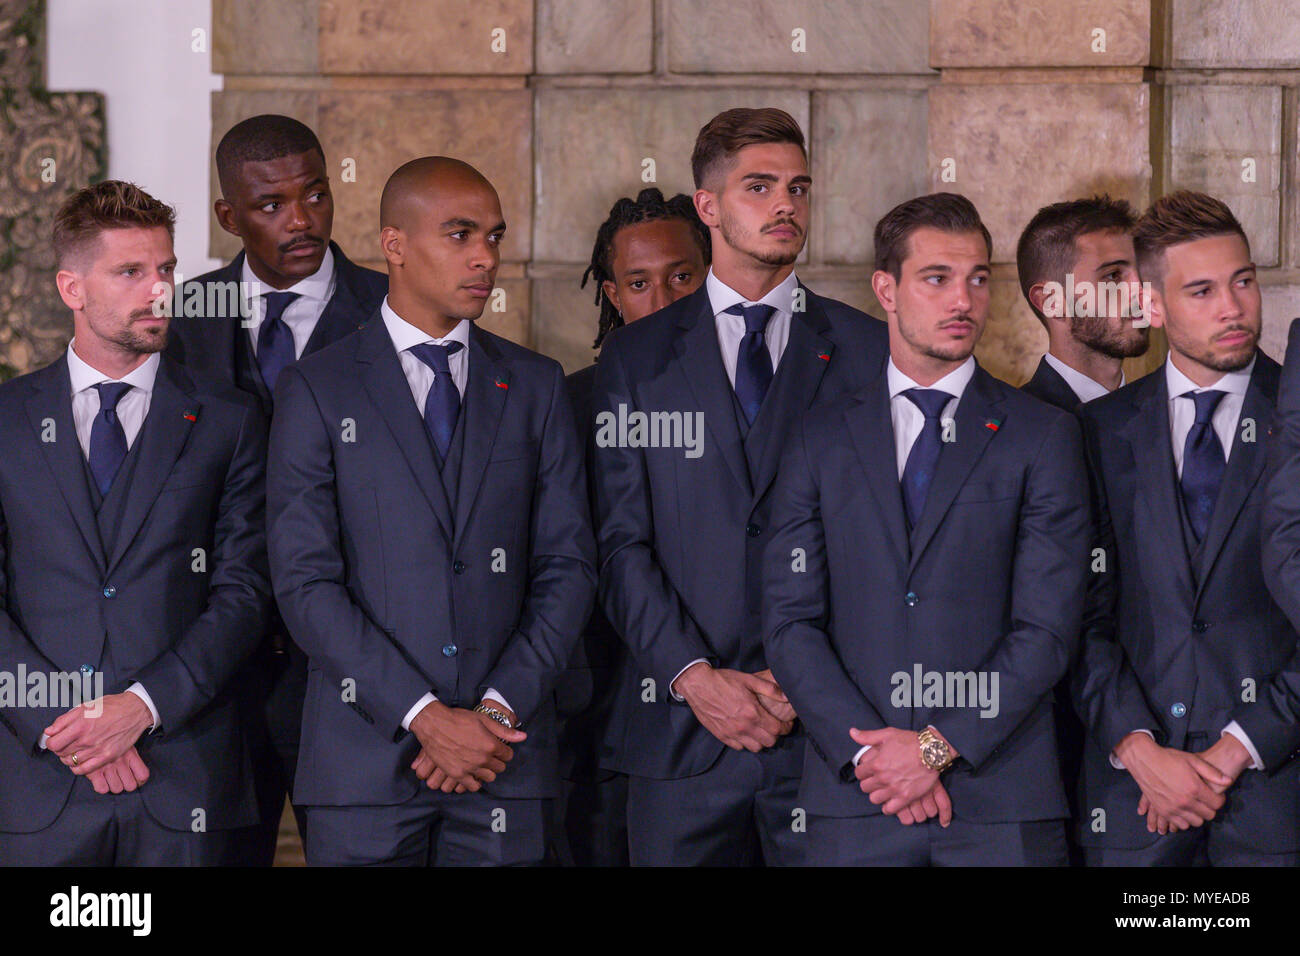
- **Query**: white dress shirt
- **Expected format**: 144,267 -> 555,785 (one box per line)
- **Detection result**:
1111,354 -> 1262,772
52,342 -> 162,741
241,245 -> 337,360
1044,352 -> 1124,405
847,357 -> 977,766
668,269 -> 802,700
378,298 -> 512,729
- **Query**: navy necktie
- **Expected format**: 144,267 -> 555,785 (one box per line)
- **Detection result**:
900,388 -> 953,529
88,381 -> 133,497
726,303 -> 775,425
1181,389 -> 1227,542
256,291 -> 301,392
410,341 -> 465,463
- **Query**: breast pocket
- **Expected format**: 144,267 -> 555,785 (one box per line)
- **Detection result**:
952,478 -> 1021,505
489,440 -> 538,464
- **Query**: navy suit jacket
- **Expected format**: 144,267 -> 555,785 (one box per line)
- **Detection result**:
266,316 -> 596,805
0,354 -> 271,832
590,282 -> 889,779
762,363 -> 1091,821
166,241 -> 387,416
1078,352 -> 1300,850
1022,356 -> 1083,411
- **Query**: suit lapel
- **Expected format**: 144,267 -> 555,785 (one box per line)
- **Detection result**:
748,288 -> 834,504
453,325 -> 510,549
845,372 -> 909,568
1195,355 -> 1276,603
25,357 -> 106,572
356,317 -> 455,542
908,366 -> 1003,574
105,358 -> 200,575
302,243 -> 371,357
1123,373 -> 1196,602
673,288 -> 752,497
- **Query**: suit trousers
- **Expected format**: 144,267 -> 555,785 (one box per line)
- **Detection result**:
304,787 -> 555,866
806,812 -> 1069,866
0,776 -> 229,866
625,731 -> 804,866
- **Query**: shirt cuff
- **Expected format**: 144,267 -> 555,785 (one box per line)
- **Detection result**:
125,683 -> 160,733
1110,728 -> 1154,770
670,659 -> 710,701
851,744 -> 872,766
1222,721 -> 1264,771
482,688 -> 511,714
402,692 -> 438,732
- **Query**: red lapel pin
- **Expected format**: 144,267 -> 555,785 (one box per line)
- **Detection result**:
494,376 -> 509,390
816,352 -> 830,362
984,418 -> 1000,432
182,412 -> 197,422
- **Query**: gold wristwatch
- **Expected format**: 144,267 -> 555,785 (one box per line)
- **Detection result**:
918,727 -> 954,772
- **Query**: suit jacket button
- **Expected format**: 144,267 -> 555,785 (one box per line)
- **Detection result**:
745,523 -> 761,537
1192,620 -> 1208,633
102,585 -> 116,598
453,561 -> 467,574
79,664 -> 94,676
442,644 -> 458,658
1171,702 -> 1187,718
904,591 -> 918,607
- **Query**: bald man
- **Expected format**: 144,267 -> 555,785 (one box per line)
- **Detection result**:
266,157 -> 595,865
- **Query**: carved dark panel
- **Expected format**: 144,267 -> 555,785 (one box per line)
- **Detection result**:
0,0 -> 105,377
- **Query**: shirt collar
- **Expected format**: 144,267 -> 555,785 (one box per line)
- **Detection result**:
1043,352 -> 1123,404
66,340 -> 160,395
887,355 -> 977,402
240,243 -> 336,304
380,296 -> 472,353
705,267 -> 800,318
1164,352 -> 1254,401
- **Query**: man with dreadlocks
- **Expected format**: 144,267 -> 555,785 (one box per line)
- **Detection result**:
590,108 -> 888,865
557,188 -> 709,866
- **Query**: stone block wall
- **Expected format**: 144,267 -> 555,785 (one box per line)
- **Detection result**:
208,0 -> 1300,383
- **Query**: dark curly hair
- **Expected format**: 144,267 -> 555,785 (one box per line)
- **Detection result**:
581,188 -> 711,349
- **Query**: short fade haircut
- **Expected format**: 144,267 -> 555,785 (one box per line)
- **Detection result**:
1016,195 -> 1137,324
52,180 -> 176,269
691,107 -> 806,191
215,114 -> 326,198
873,192 -> 992,280
1133,190 -> 1250,291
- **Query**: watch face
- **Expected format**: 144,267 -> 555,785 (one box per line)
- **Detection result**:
922,739 -> 948,768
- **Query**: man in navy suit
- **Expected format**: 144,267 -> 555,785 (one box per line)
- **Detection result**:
558,187 -> 709,866
1012,195 -> 1150,864
267,156 -> 594,866
1015,195 -> 1149,411
0,181 -> 271,864
1077,191 -> 1300,866
590,107 -> 888,865
762,192 -> 1091,866
166,114 -> 387,863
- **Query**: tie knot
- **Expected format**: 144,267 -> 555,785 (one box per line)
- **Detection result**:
904,388 -> 952,420
93,381 -> 132,413
262,291 -> 301,324
725,303 -> 776,335
1187,388 -> 1226,425
409,340 -> 464,375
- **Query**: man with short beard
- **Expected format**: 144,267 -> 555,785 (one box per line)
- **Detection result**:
0,181 -> 271,864
762,193 -> 1090,865
1016,195 -> 1149,411
166,114 -> 387,864
590,108 -> 888,865
1075,191 -> 1300,866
